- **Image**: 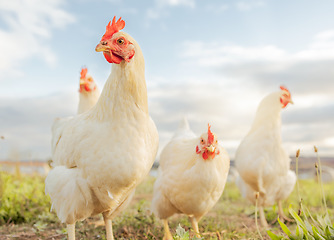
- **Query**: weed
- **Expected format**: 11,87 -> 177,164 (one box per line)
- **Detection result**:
174,224 -> 203,240
0,173 -> 56,224
267,147 -> 334,240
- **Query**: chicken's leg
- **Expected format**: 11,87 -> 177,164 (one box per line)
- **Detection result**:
67,223 -> 75,240
163,219 -> 173,240
189,216 -> 201,238
104,217 -> 114,240
259,206 -> 268,228
278,200 -> 293,222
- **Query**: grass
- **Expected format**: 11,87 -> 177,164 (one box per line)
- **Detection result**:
0,170 -> 334,239
267,148 -> 334,240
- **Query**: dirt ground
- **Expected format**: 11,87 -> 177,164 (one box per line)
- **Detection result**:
0,208 -> 280,240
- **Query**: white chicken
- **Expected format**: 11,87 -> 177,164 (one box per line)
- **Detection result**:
45,17 -> 159,240
235,86 -> 296,227
49,68 -> 100,167
152,119 -> 230,239
77,67 -> 100,114
78,68 -> 136,219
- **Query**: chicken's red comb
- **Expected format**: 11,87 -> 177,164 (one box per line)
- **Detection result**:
101,16 -> 125,41
280,85 -> 289,93
80,68 -> 88,79
207,124 -> 214,145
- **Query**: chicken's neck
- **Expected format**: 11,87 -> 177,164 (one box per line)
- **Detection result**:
92,50 -> 148,120
77,89 -> 100,114
250,92 -> 282,132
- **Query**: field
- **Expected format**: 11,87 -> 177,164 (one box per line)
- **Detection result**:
0,171 -> 333,240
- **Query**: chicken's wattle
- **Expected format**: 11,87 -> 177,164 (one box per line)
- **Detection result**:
202,150 -> 216,160
103,51 -> 123,64
196,146 -> 217,160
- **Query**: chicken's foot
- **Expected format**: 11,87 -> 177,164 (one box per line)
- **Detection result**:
259,206 -> 268,228
278,200 -> 293,222
67,223 -> 75,240
104,217 -> 114,240
189,216 -> 201,238
163,219 -> 173,240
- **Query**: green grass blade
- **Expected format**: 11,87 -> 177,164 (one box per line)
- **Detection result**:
296,225 -> 304,239
289,207 -> 314,238
304,219 -> 314,234
312,226 -> 326,240
316,215 -> 327,233
323,213 -> 332,226
289,207 -> 307,230
324,226 -> 333,238
304,206 -> 317,225
329,225 -> 334,236
267,230 -> 285,240
278,217 -> 292,237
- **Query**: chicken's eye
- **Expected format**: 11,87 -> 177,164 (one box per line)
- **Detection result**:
117,38 -> 125,45
201,139 -> 204,143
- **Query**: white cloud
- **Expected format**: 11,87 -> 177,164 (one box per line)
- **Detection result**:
183,34 -> 334,67
180,29 -> 334,93
181,41 -> 288,66
146,8 -> 162,20
324,137 -> 334,146
206,1 -> 264,14
118,7 -> 138,15
0,91 -> 77,159
292,94 -> 333,108
146,0 -> 195,20
236,0 -> 265,11
205,4 -> 229,14
157,0 -> 195,8
296,30 -> 334,61
0,0 -> 75,77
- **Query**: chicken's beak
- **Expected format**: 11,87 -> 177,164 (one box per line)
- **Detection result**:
290,100 -> 294,104
206,145 -> 215,153
95,42 -> 110,52
79,79 -> 85,85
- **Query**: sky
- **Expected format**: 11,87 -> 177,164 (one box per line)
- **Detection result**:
0,0 -> 334,161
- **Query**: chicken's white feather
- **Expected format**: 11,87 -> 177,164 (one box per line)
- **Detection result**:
45,31 -> 159,224
152,120 -> 230,221
235,90 -> 296,207
107,191 -> 114,200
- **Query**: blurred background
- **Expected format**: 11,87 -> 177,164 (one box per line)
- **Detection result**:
0,0 -> 334,178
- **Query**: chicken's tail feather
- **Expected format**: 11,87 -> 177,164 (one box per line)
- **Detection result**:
172,116 -> 196,139
179,116 -> 190,131
45,166 -> 93,223
276,170 -> 297,201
